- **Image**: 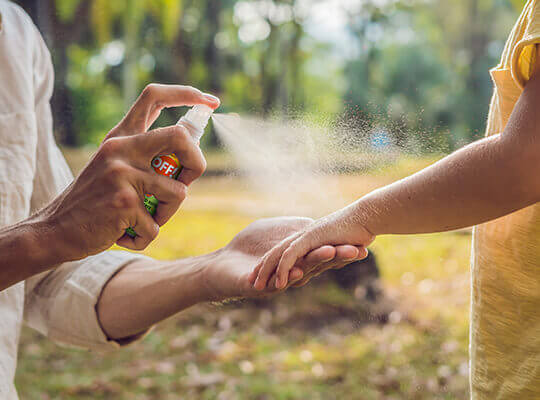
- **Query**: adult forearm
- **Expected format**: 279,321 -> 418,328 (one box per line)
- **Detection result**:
355,134 -> 537,235
0,215 -> 64,290
97,252 -> 218,340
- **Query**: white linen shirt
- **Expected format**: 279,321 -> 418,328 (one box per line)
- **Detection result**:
0,2 -> 150,398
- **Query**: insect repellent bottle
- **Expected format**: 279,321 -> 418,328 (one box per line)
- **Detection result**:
125,104 -> 214,238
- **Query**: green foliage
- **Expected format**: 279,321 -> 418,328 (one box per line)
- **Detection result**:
343,0 -> 520,147
90,0 -> 182,44
15,0 -> 528,148
147,0 -> 183,42
509,0 -> 528,10
90,0 -> 122,44
54,0 -> 81,22
66,44 -> 125,144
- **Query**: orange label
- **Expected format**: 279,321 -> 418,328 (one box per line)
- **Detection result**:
151,154 -> 181,179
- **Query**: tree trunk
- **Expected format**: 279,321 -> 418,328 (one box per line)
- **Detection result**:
204,0 -> 222,147
261,21 -> 279,115
463,0 -> 491,138
15,0 -> 89,147
172,30 -> 193,84
51,40 -> 77,146
122,0 -> 141,111
204,0 -> 222,93
288,19 -> 304,112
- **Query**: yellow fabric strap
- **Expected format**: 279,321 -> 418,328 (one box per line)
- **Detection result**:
512,2 -> 540,88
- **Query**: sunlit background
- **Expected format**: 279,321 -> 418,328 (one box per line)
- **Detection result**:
12,0 -> 526,399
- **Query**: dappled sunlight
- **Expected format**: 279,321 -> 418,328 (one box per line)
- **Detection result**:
9,0 -> 524,396
17,155 -> 471,399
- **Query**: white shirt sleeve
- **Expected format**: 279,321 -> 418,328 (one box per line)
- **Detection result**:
0,7 -> 153,351
0,2 -> 37,227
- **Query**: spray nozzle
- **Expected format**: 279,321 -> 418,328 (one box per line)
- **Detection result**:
178,104 -> 214,142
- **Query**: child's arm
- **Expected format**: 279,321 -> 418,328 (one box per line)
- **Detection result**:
250,47 -> 540,290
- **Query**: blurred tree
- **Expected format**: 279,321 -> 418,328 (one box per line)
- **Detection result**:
343,0 -> 523,150
204,1 -> 223,94
90,0 -> 183,108
16,0 -> 91,146
230,0 -> 309,115
17,0 -> 185,143
12,0 -> 528,150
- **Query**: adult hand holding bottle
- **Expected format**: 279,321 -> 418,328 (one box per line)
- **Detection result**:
125,102 -> 217,237
0,84 -> 220,290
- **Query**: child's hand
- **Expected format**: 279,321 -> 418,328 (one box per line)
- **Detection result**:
248,207 -> 376,290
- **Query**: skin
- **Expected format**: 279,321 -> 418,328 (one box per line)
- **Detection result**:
0,82 -> 368,342
0,84 -> 219,290
97,216 -> 367,340
251,46 -> 540,290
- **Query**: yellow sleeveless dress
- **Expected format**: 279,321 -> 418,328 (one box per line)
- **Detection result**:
471,1 -> 540,398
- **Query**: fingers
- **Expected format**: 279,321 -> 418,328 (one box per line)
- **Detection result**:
249,244 -> 369,291
335,245 -> 360,261
130,125 -> 207,185
359,246 -> 369,259
248,244 -> 333,285
139,171 -> 188,226
265,246 -> 335,291
248,244 -> 279,286
176,145 -> 207,186
252,233 -> 301,291
265,247 -> 332,291
120,84 -> 220,134
275,235 -> 315,289
252,250 -> 284,290
303,245 -> 336,265
279,246 -> 335,288
291,246 -> 368,287
267,267 -> 304,290
251,242 -> 347,290
116,202 -> 159,250
290,267 -> 304,282
299,245 -> 361,272
286,246 -> 335,288
247,269 -> 258,285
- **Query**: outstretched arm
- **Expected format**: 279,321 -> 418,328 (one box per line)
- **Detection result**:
251,47 -> 540,290
97,217 -> 367,340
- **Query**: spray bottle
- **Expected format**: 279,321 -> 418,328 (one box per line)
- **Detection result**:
125,104 -> 214,238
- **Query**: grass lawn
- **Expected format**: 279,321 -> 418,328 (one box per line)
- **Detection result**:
15,151 -> 471,399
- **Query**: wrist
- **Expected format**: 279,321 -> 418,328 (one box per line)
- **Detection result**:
0,216 -> 66,290
31,207 -> 80,263
34,196 -> 93,263
197,249 -> 230,303
346,198 -> 378,241
154,251 -> 224,305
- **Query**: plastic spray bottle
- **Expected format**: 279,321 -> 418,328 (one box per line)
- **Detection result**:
125,104 -> 214,238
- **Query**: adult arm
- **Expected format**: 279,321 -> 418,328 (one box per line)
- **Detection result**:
97,217 -> 368,340
12,15 -> 218,349
0,83 -> 219,291
252,47 -> 540,289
